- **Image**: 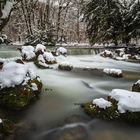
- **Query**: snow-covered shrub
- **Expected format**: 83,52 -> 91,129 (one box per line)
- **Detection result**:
21,45 -> 36,61
0,60 -> 42,110
103,68 -> 123,78
132,80 -> 140,92
82,89 -> 140,122
58,62 -> 73,71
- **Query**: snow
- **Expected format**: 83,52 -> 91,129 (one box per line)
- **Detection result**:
103,68 -> 122,75
0,61 -> 37,89
102,50 -> 113,55
93,98 -> 112,109
110,89 -> 140,113
31,83 -> 38,91
0,118 -> 2,123
38,55 -> 49,68
21,46 -> 35,60
0,61 -> 28,89
136,80 -> 140,84
35,44 -> 46,53
43,52 -> 56,62
59,61 -> 72,67
57,47 -> 67,54
1,0 -> 15,19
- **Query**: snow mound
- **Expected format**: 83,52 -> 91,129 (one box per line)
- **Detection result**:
0,61 -> 28,89
35,44 -> 46,53
21,45 -> 35,60
110,89 -> 140,113
93,98 -> 112,109
103,68 -> 122,76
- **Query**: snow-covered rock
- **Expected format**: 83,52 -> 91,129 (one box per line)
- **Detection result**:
82,89 -> 140,122
35,54 -> 49,69
109,89 -> 140,113
0,60 -> 42,110
58,61 -> 73,71
132,80 -> 140,92
100,50 -> 114,58
35,44 -> 46,54
103,68 -> 123,77
93,98 -> 112,109
56,47 -> 67,56
43,52 -> 57,64
0,61 -> 29,89
21,45 -> 36,61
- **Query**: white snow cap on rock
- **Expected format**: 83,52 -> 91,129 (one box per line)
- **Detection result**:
110,89 -> 140,113
103,68 -> 122,75
57,47 -> 67,54
59,61 -> 72,67
35,44 -> 46,53
103,50 -> 113,55
93,98 -> 112,109
0,61 -> 28,89
136,80 -> 140,84
43,52 -> 56,62
21,45 -> 35,60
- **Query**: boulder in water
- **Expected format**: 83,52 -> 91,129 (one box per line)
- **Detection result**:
58,62 -> 73,71
0,60 -> 43,110
81,89 -> 140,123
132,80 -> 140,92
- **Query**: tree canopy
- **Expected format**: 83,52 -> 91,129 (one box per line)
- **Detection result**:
83,0 -> 140,45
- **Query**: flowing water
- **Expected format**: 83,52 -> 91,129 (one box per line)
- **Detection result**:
0,46 -> 140,140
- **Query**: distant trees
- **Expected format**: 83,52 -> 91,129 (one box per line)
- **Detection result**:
2,0 -> 87,44
83,0 -> 140,45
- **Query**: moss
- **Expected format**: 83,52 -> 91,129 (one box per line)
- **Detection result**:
82,97 -> 140,123
81,102 -> 119,121
0,77 -> 42,110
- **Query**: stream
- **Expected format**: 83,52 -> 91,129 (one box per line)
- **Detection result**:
0,47 -> 140,140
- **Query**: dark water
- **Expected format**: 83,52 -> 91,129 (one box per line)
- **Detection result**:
0,47 -> 140,140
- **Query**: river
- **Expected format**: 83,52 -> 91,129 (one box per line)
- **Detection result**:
0,46 -> 140,140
